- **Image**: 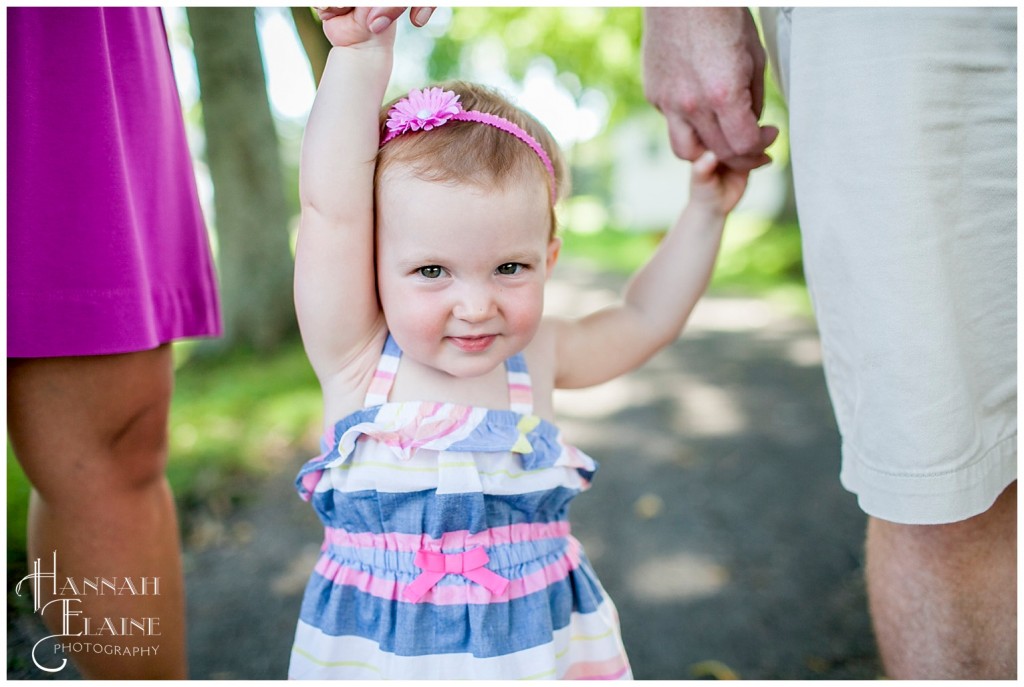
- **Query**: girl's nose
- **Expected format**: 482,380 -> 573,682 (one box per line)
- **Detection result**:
453,285 -> 497,322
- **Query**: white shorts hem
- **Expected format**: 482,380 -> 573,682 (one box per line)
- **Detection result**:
840,433 -> 1017,525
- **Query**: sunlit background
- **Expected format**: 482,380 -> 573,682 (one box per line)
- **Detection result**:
163,7 -> 797,258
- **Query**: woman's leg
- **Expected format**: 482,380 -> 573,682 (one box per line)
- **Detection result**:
8,344 -> 188,678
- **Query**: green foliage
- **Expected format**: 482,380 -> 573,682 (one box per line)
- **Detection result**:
560,226 -> 661,275
7,442 -> 30,562
166,343 -> 322,507
559,215 -> 810,314
429,7 -> 644,125
711,216 -> 810,313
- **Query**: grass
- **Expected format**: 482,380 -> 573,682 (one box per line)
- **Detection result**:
7,442 -> 30,564
164,340 -> 323,511
561,215 -> 811,314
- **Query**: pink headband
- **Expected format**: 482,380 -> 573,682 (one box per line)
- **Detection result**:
380,87 -> 558,202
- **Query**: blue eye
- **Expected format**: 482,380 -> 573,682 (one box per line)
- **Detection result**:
497,263 -> 524,276
419,266 -> 444,279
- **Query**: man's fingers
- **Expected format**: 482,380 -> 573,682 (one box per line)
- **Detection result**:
715,105 -> 765,159
759,125 -> 780,149
720,153 -> 771,172
666,114 -> 708,162
669,108 -> 779,172
720,124 -> 780,171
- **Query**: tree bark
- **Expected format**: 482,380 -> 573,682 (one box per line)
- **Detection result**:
187,7 -> 296,352
290,7 -> 332,86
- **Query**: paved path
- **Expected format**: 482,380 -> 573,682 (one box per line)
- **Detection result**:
8,262 -> 881,679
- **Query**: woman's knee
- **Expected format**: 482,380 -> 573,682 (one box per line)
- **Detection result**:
8,345 -> 176,499
100,388 -> 174,490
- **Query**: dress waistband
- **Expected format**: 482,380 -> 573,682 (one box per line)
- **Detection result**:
321,522 -> 574,574
315,525 -> 584,605
322,521 -> 571,553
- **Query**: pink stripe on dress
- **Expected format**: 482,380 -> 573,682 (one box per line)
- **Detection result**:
369,403 -> 474,454
323,521 -> 572,552
312,537 -> 582,605
365,372 -> 394,401
562,655 -> 632,680
509,383 -> 532,400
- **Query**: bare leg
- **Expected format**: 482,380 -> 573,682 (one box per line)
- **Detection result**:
866,480 -> 1017,679
8,345 -> 188,679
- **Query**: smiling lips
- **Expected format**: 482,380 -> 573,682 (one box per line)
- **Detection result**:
448,334 -> 496,353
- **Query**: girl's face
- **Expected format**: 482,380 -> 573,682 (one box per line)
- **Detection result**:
376,169 -> 559,379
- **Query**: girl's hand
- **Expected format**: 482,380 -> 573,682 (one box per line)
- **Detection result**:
688,150 -> 750,216
315,7 -> 375,47
315,7 -> 434,48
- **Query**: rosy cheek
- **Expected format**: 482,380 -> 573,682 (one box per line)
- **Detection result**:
502,286 -> 545,333
397,291 -> 448,337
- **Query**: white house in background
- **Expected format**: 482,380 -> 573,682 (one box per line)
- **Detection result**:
610,112 -> 788,232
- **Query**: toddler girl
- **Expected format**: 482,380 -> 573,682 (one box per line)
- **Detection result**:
289,7 -> 748,680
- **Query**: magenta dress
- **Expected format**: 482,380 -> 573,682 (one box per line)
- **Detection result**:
7,7 -> 221,358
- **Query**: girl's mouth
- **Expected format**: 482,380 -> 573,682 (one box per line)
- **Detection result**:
448,335 -> 496,353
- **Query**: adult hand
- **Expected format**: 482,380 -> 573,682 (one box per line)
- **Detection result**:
365,6 -> 436,33
643,7 -> 778,171
315,7 -> 434,48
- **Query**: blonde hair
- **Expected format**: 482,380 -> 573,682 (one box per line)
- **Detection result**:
375,80 -> 570,237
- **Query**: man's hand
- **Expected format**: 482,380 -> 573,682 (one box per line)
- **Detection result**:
643,7 -> 778,171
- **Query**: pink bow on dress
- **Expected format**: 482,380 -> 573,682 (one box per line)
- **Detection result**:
403,547 -> 510,603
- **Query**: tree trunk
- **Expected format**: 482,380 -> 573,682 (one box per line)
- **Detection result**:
187,7 -> 296,353
290,7 -> 332,86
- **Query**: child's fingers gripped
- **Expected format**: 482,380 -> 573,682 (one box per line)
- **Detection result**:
691,150 -> 719,181
315,7 -> 354,21
318,7 -> 384,47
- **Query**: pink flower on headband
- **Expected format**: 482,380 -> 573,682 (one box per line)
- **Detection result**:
380,86 -> 559,202
385,87 -> 463,136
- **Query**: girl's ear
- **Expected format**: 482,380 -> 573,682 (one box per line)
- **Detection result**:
545,236 -> 562,275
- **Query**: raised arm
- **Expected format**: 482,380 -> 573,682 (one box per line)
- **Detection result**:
293,8 -> 394,380
552,152 -> 748,389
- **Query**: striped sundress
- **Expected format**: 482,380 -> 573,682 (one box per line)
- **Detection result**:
289,334 -> 632,679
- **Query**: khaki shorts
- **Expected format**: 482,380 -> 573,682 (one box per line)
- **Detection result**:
762,7 -> 1017,524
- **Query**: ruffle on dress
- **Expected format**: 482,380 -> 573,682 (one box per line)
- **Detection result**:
297,401 -> 596,502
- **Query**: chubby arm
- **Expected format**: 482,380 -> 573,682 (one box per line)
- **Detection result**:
553,152 -> 747,389
293,9 -> 394,381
